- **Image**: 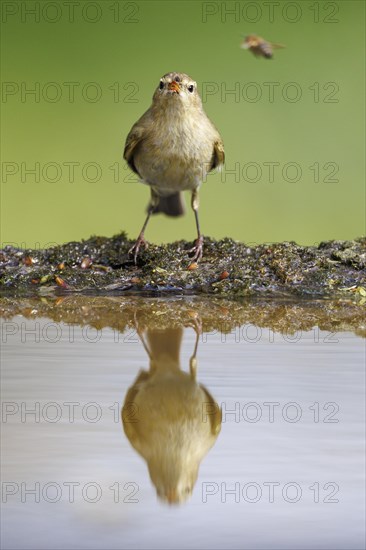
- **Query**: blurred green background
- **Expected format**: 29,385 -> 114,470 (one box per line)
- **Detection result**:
1,0 -> 365,248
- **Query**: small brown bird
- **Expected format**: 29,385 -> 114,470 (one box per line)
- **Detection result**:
241,34 -> 285,59
123,72 -> 225,264
121,325 -> 222,505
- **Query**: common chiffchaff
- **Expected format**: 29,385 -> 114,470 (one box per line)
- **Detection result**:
122,325 -> 221,504
124,72 -> 225,264
240,34 -> 285,58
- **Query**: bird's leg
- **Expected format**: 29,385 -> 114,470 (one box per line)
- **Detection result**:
188,189 -> 204,263
188,316 -> 202,379
133,311 -> 152,360
128,189 -> 159,264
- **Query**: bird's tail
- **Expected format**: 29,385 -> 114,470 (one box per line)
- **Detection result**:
146,328 -> 183,364
149,193 -> 185,217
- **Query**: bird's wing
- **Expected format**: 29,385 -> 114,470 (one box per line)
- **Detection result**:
123,124 -> 145,177
200,385 -> 222,435
210,138 -> 225,171
122,370 -> 150,453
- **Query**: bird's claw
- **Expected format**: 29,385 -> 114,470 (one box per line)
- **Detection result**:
187,316 -> 203,336
128,236 -> 148,264
188,236 -> 204,263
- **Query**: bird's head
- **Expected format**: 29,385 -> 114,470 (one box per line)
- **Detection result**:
149,460 -> 199,505
240,34 -> 260,49
152,72 -> 202,110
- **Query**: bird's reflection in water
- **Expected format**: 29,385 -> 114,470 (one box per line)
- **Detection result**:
122,318 -> 222,505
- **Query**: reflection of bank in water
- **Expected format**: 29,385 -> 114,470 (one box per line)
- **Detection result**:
122,324 -> 221,505
1,296 -> 364,338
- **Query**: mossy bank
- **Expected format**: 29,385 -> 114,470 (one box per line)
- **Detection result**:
1,233 -> 365,300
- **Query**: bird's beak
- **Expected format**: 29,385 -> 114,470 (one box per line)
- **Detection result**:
166,489 -> 178,503
168,81 -> 180,94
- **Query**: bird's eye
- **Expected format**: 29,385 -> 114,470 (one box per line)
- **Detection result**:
188,84 -> 194,93
159,81 -> 164,90
185,487 -> 191,494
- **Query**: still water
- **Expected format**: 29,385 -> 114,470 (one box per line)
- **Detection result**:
1,296 -> 365,549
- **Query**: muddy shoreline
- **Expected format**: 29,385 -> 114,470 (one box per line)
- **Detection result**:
1,233 -> 365,300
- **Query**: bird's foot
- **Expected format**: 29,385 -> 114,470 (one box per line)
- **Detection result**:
188,235 -> 204,263
128,235 -> 148,264
187,316 -> 203,337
